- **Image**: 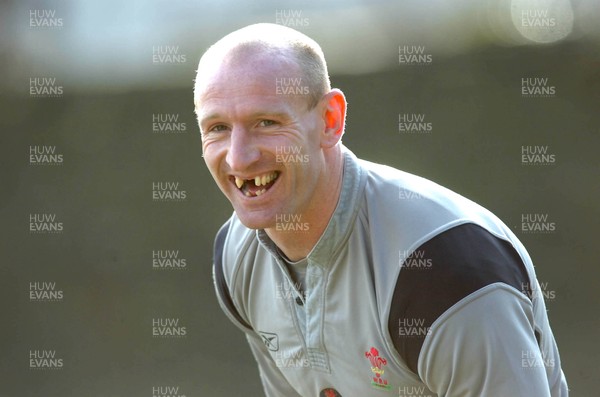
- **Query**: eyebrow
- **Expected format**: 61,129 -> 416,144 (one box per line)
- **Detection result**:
248,111 -> 292,120
198,113 -> 221,125
199,110 -> 292,126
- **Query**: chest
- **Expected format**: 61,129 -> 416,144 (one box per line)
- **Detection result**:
246,233 -> 433,396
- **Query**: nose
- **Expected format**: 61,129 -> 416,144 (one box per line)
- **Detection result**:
225,126 -> 261,172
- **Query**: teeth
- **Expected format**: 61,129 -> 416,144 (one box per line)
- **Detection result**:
235,172 -> 279,191
235,177 -> 244,189
263,172 -> 276,184
253,172 -> 277,187
255,188 -> 266,196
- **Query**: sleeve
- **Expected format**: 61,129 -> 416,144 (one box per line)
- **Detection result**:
531,280 -> 570,396
418,284 -> 554,396
388,223 -> 568,396
246,332 -> 304,397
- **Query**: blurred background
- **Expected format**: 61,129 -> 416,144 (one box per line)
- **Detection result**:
1,0 -> 599,396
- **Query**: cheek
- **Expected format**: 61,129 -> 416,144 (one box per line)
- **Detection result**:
301,117 -> 324,150
202,142 -> 224,175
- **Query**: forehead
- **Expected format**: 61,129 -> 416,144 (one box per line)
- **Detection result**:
196,52 -> 306,118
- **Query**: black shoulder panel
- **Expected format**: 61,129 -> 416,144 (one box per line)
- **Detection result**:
388,223 -> 530,375
213,219 -> 253,330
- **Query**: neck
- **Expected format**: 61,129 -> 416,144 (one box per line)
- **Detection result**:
265,147 -> 344,262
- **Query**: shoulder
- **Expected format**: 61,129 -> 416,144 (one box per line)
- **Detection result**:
214,214 -> 256,281
358,158 -> 499,234
213,214 -> 256,331
388,222 -> 532,374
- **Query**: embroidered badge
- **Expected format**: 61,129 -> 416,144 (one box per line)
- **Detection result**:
365,347 -> 392,390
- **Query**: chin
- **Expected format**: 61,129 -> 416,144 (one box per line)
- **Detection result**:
233,208 -> 276,230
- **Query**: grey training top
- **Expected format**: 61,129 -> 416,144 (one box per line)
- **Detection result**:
213,146 -> 568,397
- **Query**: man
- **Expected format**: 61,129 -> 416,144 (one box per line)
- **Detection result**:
194,23 -> 568,396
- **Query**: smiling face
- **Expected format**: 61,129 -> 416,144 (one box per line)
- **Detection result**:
196,50 -> 331,230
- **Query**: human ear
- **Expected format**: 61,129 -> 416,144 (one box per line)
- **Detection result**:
320,89 -> 346,148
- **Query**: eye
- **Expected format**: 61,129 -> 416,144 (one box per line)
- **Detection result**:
257,119 -> 277,128
207,124 -> 229,133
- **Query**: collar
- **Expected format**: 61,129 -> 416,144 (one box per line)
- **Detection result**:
257,145 -> 367,269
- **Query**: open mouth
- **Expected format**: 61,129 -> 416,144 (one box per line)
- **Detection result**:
231,171 -> 280,197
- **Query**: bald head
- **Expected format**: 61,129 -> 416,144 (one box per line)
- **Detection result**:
194,23 -> 331,110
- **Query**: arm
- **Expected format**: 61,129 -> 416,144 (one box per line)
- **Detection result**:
389,223 -> 568,396
419,284 -> 553,396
